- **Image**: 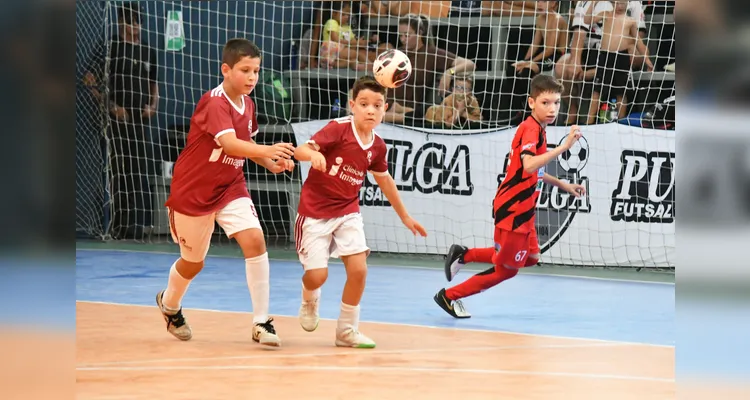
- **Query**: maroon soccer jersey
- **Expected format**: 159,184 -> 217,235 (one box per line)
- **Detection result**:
493,116 -> 548,233
165,84 -> 259,216
298,117 -> 389,219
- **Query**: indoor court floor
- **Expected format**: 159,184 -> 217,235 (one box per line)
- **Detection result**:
76,245 -> 674,399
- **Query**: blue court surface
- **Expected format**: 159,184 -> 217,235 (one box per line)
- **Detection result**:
76,249 -> 674,346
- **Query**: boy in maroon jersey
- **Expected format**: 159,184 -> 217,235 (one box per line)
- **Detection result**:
156,39 -> 296,346
434,74 -> 586,318
293,76 -> 427,348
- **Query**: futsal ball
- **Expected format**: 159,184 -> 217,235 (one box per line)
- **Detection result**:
558,135 -> 589,173
372,49 -> 412,88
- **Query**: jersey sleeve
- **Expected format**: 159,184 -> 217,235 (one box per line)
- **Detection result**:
368,139 -> 389,176
571,1 -> 591,30
203,97 -> 235,142
307,121 -> 342,153
519,125 -> 541,158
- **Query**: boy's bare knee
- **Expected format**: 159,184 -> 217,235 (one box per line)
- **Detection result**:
176,258 -> 204,279
233,228 -> 266,258
346,265 -> 367,283
304,268 -> 328,288
342,252 -> 368,283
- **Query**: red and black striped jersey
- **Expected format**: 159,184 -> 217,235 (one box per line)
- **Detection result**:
493,116 -> 548,233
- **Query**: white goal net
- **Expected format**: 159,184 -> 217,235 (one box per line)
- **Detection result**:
75,1 -> 675,268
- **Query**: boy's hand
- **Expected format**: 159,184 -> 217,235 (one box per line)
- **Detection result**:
564,182 -> 587,197
268,158 -> 295,174
311,152 -> 327,172
401,216 -> 427,237
111,105 -> 129,121
645,57 -> 655,71
562,125 -> 582,150
264,143 -> 296,159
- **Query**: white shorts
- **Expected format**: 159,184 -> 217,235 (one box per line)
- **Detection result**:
168,197 -> 262,263
294,212 -> 369,270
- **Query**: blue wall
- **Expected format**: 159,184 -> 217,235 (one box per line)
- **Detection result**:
138,1 -> 314,129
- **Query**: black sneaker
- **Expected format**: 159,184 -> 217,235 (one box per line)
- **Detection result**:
155,290 -> 192,341
444,244 -> 468,282
433,288 -> 471,319
253,317 -> 281,347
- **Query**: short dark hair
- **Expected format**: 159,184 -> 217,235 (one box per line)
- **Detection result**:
334,1 -> 352,11
352,76 -> 387,100
117,2 -> 140,25
529,74 -> 564,98
222,38 -> 262,67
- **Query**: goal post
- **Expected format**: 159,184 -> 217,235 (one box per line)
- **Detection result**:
75,1 -> 675,269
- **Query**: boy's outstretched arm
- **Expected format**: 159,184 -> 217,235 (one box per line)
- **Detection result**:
542,173 -> 586,197
522,125 -> 582,174
217,132 -> 295,160
294,142 -> 327,172
372,173 -> 427,237
248,139 -> 295,174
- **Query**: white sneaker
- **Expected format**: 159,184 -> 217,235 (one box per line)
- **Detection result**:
299,298 -> 320,332
335,327 -> 376,348
155,290 -> 192,341
252,318 -> 281,347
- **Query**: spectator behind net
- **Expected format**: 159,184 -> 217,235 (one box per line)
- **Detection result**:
82,1 -> 159,239
426,74 -> 483,128
506,1 -> 567,123
318,2 -> 370,71
555,1 -> 649,125
585,0 -> 653,124
387,13 -> 475,124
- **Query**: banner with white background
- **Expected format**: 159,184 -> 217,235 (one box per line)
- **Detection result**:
291,121 -> 675,268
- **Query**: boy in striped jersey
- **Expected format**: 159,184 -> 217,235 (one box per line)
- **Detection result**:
434,75 -> 586,318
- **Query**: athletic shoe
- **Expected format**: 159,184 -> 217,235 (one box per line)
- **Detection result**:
299,298 -> 320,332
155,290 -> 193,341
444,244 -> 468,281
335,327 -> 376,348
433,288 -> 471,319
253,317 -> 282,347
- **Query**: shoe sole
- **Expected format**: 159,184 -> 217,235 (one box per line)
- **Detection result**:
155,290 -> 192,341
335,341 -> 376,349
444,245 -> 464,282
253,336 -> 282,347
300,319 -> 319,332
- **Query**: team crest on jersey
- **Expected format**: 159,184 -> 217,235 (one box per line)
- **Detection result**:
367,151 -> 372,164
496,136 -> 591,254
248,119 -> 253,133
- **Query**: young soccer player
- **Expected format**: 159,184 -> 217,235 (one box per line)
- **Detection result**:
434,74 -> 586,318
293,75 -> 427,348
156,38 -> 296,346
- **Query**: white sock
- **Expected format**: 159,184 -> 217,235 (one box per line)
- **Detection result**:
302,282 -> 321,302
162,262 -> 191,313
337,302 -> 360,331
246,253 -> 270,325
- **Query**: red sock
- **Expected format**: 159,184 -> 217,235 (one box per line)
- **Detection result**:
445,265 -> 518,300
463,247 -> 495,264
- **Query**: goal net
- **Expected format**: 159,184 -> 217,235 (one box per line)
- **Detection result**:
75,1 -> 675,269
